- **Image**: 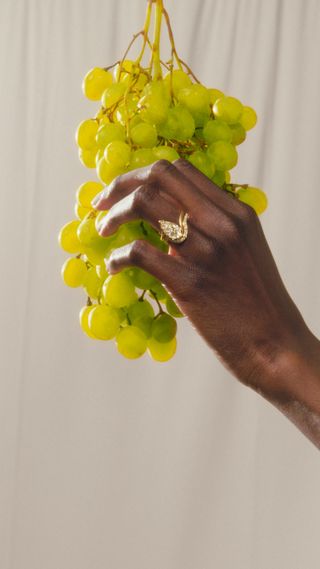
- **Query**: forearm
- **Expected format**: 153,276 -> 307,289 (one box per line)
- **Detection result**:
254,329 -> 320,449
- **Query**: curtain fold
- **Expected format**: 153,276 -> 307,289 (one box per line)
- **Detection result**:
1,1 -> 320,568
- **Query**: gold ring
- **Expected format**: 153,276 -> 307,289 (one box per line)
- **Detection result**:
158,212 -> 189,244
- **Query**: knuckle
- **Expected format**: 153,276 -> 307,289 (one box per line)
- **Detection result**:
223,217 -> 243,243
174,158 -> 194,171
222,208 -> 253,243
236,201 -> 256,226
149,159 -> 175,179
110,172 -> 124,191
210,236 -> 227,263
131,186 -> 148,215
142,182 -> 159,203
128,239 -> 149,265
185,265 -> 209,295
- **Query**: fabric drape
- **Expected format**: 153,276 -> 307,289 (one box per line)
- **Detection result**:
1,1 -> 320,568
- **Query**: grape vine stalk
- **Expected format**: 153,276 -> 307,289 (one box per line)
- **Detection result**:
58,0 -> 267,362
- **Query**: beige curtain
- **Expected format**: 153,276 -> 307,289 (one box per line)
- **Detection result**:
1,1 -> 320,567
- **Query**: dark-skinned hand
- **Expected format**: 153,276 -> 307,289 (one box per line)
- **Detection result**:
92,158 -> 316,408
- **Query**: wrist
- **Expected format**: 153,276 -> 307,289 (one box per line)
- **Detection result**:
251,326 -> 320,410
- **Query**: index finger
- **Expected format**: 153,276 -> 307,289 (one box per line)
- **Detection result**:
92,159 -> 212,214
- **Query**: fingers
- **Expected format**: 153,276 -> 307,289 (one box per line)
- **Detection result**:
93,159 -> 211,216
97,182 -> 211,258
106,239 -> 190,296
97,183 -> 172,237
173,159 -> 238,213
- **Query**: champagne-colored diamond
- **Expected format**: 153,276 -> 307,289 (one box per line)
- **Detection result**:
158,213 -> 189,244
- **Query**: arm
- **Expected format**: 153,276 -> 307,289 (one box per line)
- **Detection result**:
257,332 -> 320,448
93,159 -> 320,449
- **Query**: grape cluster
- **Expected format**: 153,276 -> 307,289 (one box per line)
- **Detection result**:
59,0 -> 267,362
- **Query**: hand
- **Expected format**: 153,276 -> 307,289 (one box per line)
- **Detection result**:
93,159 -> 311,400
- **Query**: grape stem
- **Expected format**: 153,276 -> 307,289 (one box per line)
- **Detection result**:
136,0 -> 154,65
151,0 -> 164,79
179,59 -> 201,84
162,8 -> 183,71
150,290 -> 164,313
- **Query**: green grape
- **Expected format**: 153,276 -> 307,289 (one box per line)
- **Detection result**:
77,214 -> 101,247
151,313 -> 177,343
98,114 -> 110,126
128,299 -> 155,321
149,281 -> 167,301
82,67 -> 113,101
76,119 -> 99,150
96,123 -> 126,148
75,203 -> 91,220
163,70 -> 192,97
230,123 -> 246,145
129,148 -> 155,169
203,119 -> 232,144
213,96 -> 243,124
138,81 -> 170,125
177,84 -> 210,111
112,222 -> 144,249
115,72 -> 132,90
133,316 -> 153,338
115,95 -> 139,125
188,151 -> 215,179
113,59 -> 134,81
96,263 -> 108,280
117,308 -> 128,325
158,105 -> 195,141
193,127 -> 204,140
240,106 -> 257,131
209,88 -> 224,105
153,146 -> 180,162
104,141 -> 131,169
166,296 -> 183,318
116,326 -> 147,359
79,305 -> 97,339
101,83 -> 126,109
148,337 -> 177,362
127,267 -> 157,290
83,267 -> 103,300
131,123 -> 158,148
207,141 -> 238,171
79,148 -> 98,168
212,170 -> 226,187
177,84 -> 211,126
97,157 -> 123,185
60,0 -> 266,361
102,273 -> 138,308
88,305 -> 121,340
59,220 -> 82,254
76,181 -> 103,208
133,72 -> 148,92
83,241 -> 109,266
237,186 -> 268,215
139,222 -> 168,252
95,107 -> 107,121
129,115 -> 143,130
61,257 -> 88,288
95,148 -> 104,166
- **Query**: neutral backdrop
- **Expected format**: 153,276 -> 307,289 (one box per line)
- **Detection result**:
1,0 -> 320,568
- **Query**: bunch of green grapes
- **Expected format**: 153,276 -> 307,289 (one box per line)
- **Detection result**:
59,0 -> 267,362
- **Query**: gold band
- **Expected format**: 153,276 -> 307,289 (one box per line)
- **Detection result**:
158,212 -> 189,244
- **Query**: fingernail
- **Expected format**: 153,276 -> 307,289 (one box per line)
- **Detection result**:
91,195 -> 101,208
96,212 -> 110,234
91,188 -> 108,208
